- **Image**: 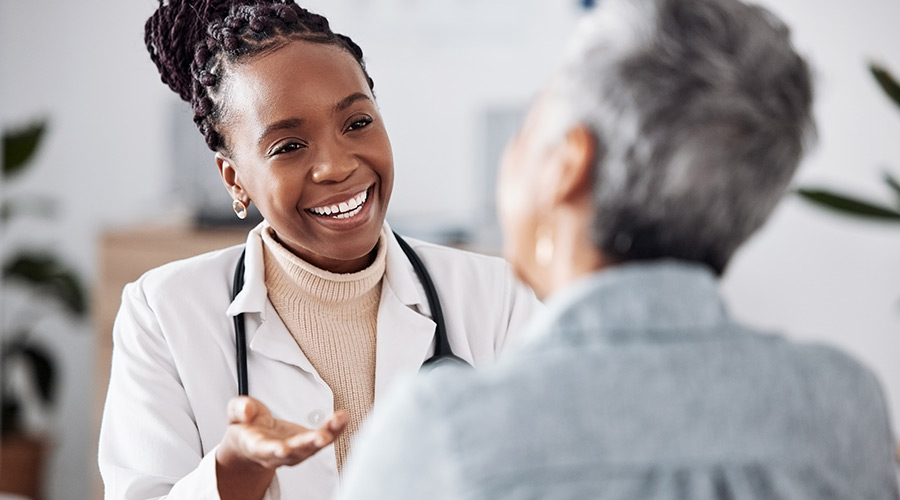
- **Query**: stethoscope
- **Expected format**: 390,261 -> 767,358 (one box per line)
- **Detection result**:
231,232 -> 471,396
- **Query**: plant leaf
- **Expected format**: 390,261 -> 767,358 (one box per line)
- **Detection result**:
19,345 -> 56,404
2,121 -> 48,179
2,254 -> 88,316
3,341 -> 56,404
797,188 -> 900,221
1,400 -> 22,434
884,171 -> 900,204
870,64 -> 900,111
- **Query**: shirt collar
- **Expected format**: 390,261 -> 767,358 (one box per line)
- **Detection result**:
381,221 -> 428,308
524,260 -> 730,344
226,222 -> 270,318
227,220 -> 426,318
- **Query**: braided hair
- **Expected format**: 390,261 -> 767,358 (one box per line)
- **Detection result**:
145,0 -> 375,152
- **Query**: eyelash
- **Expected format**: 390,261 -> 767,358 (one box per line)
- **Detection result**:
268,117 -> 373,157
271,142 -> 305,156
347,116 -> 373,131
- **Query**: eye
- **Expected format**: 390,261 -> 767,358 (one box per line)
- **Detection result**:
270,141 -> 306,157
346,116 -> 373,132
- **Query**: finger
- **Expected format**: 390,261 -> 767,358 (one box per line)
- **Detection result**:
327,410 -> 349,433
279,411 -> 348,450
249,398 -> 275,427
226,396 -> 253,424
241,431 -> 320,468
314,410 -> 349,448
228,396 -> 277,428
235,427 -> 294,464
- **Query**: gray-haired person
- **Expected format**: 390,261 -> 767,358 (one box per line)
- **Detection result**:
339,0 -> 900,498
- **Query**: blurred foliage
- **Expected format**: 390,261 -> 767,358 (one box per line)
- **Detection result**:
3,254 -> 88,316
1,119 -> 88,435
1,333 -> 56,434
871,63 -> 900,112
3,121 -> 47,179
798,64 -> 900,224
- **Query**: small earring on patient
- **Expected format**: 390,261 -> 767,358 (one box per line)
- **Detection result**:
233,199 -> 248,220
535,225 -> 554,267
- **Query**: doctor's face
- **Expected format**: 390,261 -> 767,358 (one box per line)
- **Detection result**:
217,40 -> 394,273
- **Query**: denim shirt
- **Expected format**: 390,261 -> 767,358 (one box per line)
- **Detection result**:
340,261 -> 900,500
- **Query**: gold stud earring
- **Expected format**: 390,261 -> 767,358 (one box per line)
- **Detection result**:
232,199 -> 248,220
535,224 -> 554,267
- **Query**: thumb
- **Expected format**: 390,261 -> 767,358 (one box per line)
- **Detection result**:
227,396 -> 273,426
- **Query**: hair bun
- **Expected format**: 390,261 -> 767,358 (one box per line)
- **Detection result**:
144,0 -> 375,152
144,0 -> 235,102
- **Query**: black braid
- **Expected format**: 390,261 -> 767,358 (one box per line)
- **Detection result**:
145,0 -> 375,152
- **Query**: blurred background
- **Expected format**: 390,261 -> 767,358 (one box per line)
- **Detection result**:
1,0 -> 898,499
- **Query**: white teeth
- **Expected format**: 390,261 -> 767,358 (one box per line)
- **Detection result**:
309,189 -> 369,218
334,205 -> 363,219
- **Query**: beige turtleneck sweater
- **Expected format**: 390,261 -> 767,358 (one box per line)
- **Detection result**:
261,226 -> 386,471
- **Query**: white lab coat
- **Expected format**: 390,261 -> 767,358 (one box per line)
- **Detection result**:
98,222 -> 540,500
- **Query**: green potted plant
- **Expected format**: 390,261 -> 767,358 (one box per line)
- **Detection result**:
1,120 -> 88,500
797,63 -> 900,463
798,63 -> 900,221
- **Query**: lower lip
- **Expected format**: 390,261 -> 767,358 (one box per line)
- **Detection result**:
305,186 -> 376,231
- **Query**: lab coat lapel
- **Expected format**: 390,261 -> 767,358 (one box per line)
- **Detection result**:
225,223 -> 319,377
227,222 -> 436,392
248,304 -> 319,376
374,227 -> 436,401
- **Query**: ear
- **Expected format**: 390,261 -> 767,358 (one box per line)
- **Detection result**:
550,124 -> 595,206
216,152 -> 250,203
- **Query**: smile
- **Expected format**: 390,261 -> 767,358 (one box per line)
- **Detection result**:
307,188 -> 369,219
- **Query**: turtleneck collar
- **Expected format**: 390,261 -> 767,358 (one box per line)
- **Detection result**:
260,223 -> 387,306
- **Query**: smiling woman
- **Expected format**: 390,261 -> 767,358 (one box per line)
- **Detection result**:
217,41 -> 393,273
97,2 -> 540,500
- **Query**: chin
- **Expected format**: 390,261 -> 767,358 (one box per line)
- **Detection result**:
340,223 -> 384,257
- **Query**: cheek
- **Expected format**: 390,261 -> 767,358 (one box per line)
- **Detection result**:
245,167 -> 305,219
377,143 -> 395,196
496,144 -> 520,233
497,145 -> 539,267
366,127 -> 395,197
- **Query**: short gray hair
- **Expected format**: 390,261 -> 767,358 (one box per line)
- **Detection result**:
546,0 -> 814,274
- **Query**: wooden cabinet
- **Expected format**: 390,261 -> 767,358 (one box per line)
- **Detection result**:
91,224 -> 247,499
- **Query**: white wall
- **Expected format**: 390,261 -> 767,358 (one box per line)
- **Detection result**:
0,1 -> 897,499
1,1 -> 170,499
720,0 -> 900,438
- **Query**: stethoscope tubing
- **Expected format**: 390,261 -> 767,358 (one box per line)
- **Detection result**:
232,248 -> 250,396
231,232 -> 468,397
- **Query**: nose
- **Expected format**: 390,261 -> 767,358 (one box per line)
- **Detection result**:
309,139 -> 357,184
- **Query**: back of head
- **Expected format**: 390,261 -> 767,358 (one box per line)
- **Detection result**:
548,0 -> 814,274
144,0 -> 373,152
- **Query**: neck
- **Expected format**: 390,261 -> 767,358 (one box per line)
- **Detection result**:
271,232 -> 378,274
539,208 -> 608,300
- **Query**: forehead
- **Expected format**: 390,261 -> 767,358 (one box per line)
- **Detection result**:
520,90 -> 562,143
226,40 -> 372,124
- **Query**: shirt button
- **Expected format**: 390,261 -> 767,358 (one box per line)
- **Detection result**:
308,410 -> 326,426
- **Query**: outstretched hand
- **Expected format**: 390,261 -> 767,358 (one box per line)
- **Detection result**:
220,396 -> 348,469
215,396 -> 348,500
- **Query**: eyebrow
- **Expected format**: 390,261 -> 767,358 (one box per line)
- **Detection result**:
258,117 -> 305,145
334,92 -> 371,113
257,93 -> 373,145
